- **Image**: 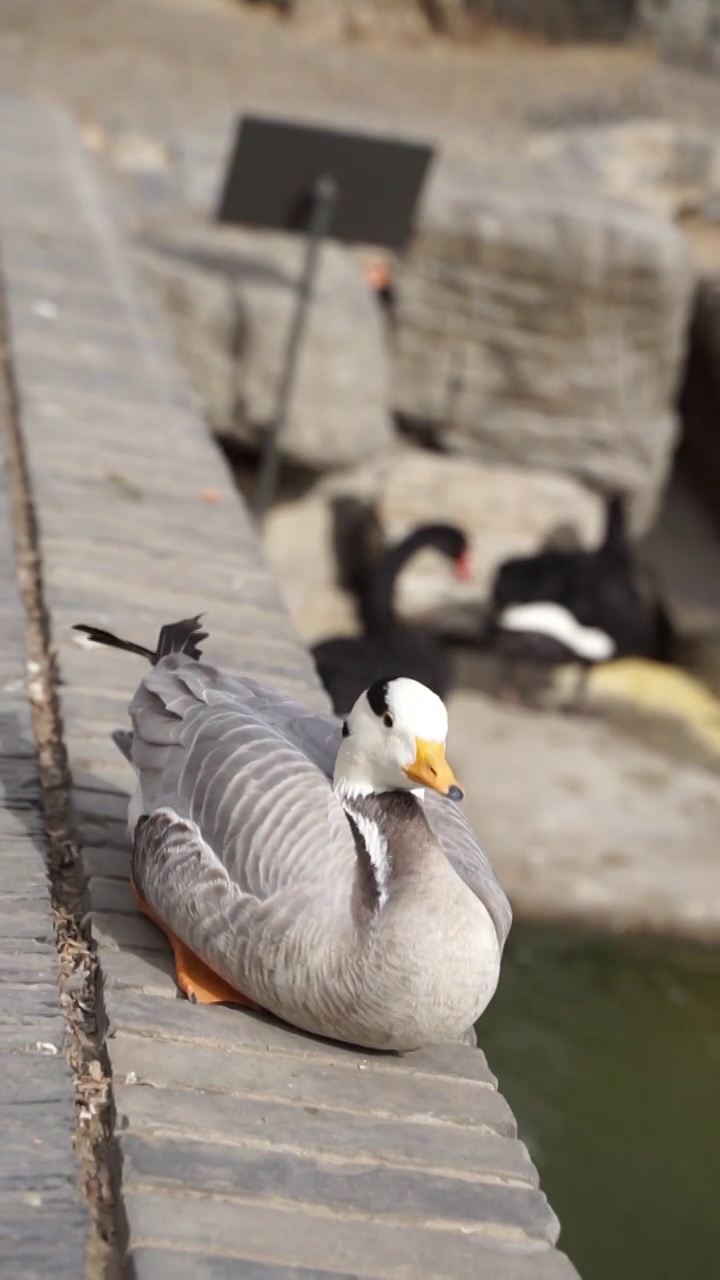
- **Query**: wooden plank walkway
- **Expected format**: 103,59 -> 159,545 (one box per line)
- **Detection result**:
0,95 -> 579,1278
0,347 -> 89,1269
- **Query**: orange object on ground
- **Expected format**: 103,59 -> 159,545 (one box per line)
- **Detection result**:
129,874 -> 259,1008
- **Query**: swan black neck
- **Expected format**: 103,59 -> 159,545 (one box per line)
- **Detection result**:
600,495 -> 630,563
358,525 -> 465,637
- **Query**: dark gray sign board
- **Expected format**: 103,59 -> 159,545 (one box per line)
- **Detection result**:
217,114 -> 433,249
217,114 -> 435,518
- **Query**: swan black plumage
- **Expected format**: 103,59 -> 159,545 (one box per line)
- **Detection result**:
486,495 -> 667,706
312,523 -> 471,715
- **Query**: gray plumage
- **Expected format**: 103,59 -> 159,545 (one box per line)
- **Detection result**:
77,615 -> 512,1051
111,729 -> 133,762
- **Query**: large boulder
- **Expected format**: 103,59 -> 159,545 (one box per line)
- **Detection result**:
136,222 -> 394,471
529,122 -> 720,224
456,0 -> 638,42
393,169 -> 695,530
640,0 -> 720,73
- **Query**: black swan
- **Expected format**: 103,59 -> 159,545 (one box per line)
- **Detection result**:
485,495 -> 668,707
312,523 -> 471,715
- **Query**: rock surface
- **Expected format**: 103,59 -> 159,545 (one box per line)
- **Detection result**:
421,0 -> 469,37
685,273 -> 720,500
529,121 -> 720,224
262,448 -> 604,641
262,480 -> 361,644
641,0 -> 720,73
446,672 -> 720,941
459,0 -> 640,42
290,0 -> 430,40
137,222 -> 394,471
393,172 -> 695,529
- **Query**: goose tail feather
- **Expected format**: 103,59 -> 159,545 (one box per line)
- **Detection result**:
111,729 -> 134,762
73,615 -> 207,666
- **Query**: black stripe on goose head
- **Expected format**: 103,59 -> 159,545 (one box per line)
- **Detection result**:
366,679 -> 390,718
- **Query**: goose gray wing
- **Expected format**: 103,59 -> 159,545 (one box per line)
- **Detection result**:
129,656 -> 357,918
423,790 -> 512,951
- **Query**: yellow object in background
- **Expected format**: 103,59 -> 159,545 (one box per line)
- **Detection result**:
582,659 -> 720,759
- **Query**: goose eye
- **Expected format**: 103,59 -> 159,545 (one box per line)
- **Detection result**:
383,712 -> 394,729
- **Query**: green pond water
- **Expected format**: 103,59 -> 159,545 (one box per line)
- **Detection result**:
479,929 -> 720,1280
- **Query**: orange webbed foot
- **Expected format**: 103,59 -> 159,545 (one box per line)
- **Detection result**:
130,876 -> 259,1009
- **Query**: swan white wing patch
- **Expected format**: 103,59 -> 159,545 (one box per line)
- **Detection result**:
498,602 -> 615,662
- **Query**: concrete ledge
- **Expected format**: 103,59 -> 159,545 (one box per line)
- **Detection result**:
0,95 -> 579,1278
0,361 -> 88,1273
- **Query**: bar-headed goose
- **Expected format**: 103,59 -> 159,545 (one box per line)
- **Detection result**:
74,615 -> 510,1051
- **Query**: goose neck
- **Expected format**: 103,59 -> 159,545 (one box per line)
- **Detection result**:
337,786 -> 433,913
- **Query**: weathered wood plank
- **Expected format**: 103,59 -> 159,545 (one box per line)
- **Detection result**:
127,1253 -> 358,1280
109,1035 -> 518,1136
119,1132 -> 559,1243
0,280 -> 88,1268
121,1193 -> 578,1280
103,988 -> 500,1086
114,1082 -> 538,1186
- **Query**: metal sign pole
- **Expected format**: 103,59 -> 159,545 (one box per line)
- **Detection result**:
253,174 -> 338,522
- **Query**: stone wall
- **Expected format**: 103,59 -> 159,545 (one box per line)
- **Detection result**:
136,223 -> 394,471
640,0 -> 720,71
463,0 -> 720,65
288,0 -> 431,38
251,0 -> 720,62
464,0 -> 638,41
393,170 -> 695,530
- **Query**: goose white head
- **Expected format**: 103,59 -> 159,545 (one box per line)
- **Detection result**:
333,678 -> 463,802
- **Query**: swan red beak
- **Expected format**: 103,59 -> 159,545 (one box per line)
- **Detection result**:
454,548 -> 473,582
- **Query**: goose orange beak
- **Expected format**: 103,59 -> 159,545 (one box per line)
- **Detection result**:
404,738 -> 463,800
